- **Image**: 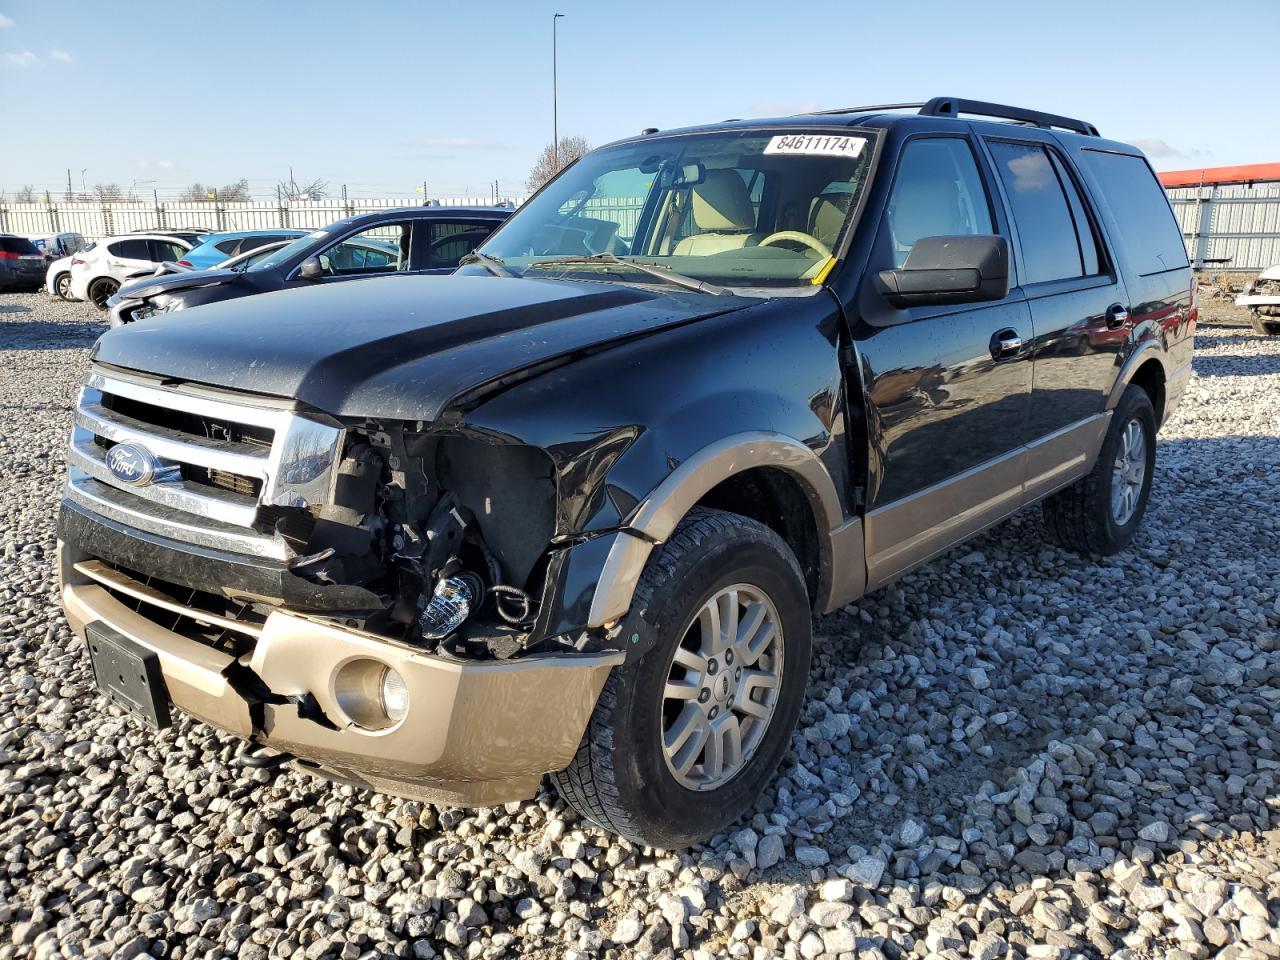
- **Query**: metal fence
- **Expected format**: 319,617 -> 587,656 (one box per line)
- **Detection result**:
1166,181 -> 1280,272
0,196 -> 527,242
12,187 -> 1277,272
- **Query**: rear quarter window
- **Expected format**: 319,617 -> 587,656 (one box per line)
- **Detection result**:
1080,150 -> 1188,275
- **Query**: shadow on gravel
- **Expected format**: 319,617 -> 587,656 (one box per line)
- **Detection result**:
1193,350 -> 1280,378
0,303 -> 32,314
0,319 -> 103,349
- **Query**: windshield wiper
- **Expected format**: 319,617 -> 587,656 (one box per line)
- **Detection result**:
525,254 -> 730,296
458,250 -> 516,278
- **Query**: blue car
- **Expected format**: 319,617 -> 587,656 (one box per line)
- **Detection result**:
177,229 -> 310,270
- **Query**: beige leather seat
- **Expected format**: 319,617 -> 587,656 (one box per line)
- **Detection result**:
808,192 -> 852,249
673,170 -> 760,256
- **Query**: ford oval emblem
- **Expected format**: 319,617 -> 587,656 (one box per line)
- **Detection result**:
105,442 -> 162,486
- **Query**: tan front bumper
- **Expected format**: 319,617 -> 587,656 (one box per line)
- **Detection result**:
62,578 -> 621,806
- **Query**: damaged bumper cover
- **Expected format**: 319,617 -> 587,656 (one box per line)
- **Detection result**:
58,517 -> 622,807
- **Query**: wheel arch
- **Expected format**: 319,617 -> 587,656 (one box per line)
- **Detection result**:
1108,345 -> 1168,427
587,432 -> 864,627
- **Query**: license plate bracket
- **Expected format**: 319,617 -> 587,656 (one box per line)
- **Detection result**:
86,621 -> 172,730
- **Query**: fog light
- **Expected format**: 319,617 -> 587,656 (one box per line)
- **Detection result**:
334,658 -> 408,729
380,667 -> 408,723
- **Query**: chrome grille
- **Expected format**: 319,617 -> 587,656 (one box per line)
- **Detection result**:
66,368 -> 345,561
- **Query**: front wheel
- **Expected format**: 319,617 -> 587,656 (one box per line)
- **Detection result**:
1041,384 -> 1156,555
553,508 -> 812,848
87,277 -> 119,310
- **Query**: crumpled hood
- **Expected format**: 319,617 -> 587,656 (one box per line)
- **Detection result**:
117,266 -> 238,300
92,274 -> 753,421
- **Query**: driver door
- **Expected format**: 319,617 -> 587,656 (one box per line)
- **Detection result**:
852,135 -> 1033,589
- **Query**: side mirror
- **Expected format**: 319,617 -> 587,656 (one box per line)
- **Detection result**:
876,235 -> 1009,308
298,256 -> 323,281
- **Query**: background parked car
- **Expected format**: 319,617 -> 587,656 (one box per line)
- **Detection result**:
0,234 -> 47,291
67,234 -> 193,308
127,227 -> 208,246
26,232 -> 87,263
108,207 -> 509,326
176,229 -> 310,270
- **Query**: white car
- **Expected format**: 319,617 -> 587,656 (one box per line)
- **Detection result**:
45,252 -> 83,300
1236,263 -> 1280,335
68,234 -> 193,309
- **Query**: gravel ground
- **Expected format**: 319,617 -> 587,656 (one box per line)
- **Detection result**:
0,290 -> 1277,960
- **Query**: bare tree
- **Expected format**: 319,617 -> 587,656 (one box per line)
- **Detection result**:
219,178 -> 251,202
277,173 -> 328,201
91,183 -> 124,202
526,135 -> 590,191
178,178 -> 252,202
14,185 -> 37,202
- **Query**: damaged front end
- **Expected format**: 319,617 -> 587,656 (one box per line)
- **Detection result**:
58,367 -> 629,803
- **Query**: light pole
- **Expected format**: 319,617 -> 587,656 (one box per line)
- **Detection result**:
553,13 -> 564,171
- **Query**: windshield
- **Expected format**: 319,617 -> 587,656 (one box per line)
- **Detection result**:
248,230 -> 329,271
462,129 -> 874,290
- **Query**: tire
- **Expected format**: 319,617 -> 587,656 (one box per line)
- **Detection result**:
553,508 -> 812,848
1041,384 -> 1156,555
87,277 -> 119,310
53,273 -> 72,301
1250,311 -> 1280,336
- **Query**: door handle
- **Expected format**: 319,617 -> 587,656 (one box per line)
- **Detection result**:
990,328 -> 1023,361
1106,303 -> 1130,330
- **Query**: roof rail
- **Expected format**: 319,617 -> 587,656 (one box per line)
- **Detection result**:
804,97 -> 1100,137
920,97 -> 1099,137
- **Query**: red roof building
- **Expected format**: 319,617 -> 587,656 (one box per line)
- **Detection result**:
1158,163 -> 1280,189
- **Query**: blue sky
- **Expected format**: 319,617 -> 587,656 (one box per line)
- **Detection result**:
1,0 -> 1276,200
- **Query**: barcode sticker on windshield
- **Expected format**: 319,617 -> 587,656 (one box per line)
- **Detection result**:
764,135 -> 865,158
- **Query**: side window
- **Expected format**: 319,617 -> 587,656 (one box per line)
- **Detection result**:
214,239 -> 241,255
239,235 -> 288,254
149,240 -> 187,262
886,138 -> 993,267
112,239 -> 151,260
987,141 -> 1089,285
1079,150 -> 1189,275
426,220 -> 494,269
1048,152 -> 1101,276
317,222 -> 411,277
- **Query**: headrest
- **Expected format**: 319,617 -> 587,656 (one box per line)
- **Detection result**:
691,170 -> 756,232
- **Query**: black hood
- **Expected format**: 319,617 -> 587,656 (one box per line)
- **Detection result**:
118,267 -> 238,300
92,274 -> 753,421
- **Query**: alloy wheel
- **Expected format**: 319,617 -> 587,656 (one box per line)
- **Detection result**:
1111,418 -> 1147,525
660,584 -> 784,791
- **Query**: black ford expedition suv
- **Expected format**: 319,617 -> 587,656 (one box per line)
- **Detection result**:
59,98 -> 1195,847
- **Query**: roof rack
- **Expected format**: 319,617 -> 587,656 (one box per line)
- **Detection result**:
806,97 -> 1100,137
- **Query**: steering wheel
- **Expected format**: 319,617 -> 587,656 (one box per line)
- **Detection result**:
757,231 -> 833,260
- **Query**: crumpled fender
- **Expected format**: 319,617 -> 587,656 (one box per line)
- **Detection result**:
457,293 -> 859,641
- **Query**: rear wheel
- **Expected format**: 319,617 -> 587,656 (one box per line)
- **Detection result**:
1250,311 -> 1280,336
87,277 -> 119,310
553,508 -> 811,848
1041,384 -> 1156,555
54,273 -> 72,301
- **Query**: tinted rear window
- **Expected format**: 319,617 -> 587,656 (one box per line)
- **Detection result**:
0,236 -> 39,255
1080,151 -> 1188,275
987,141 -> 1086,285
